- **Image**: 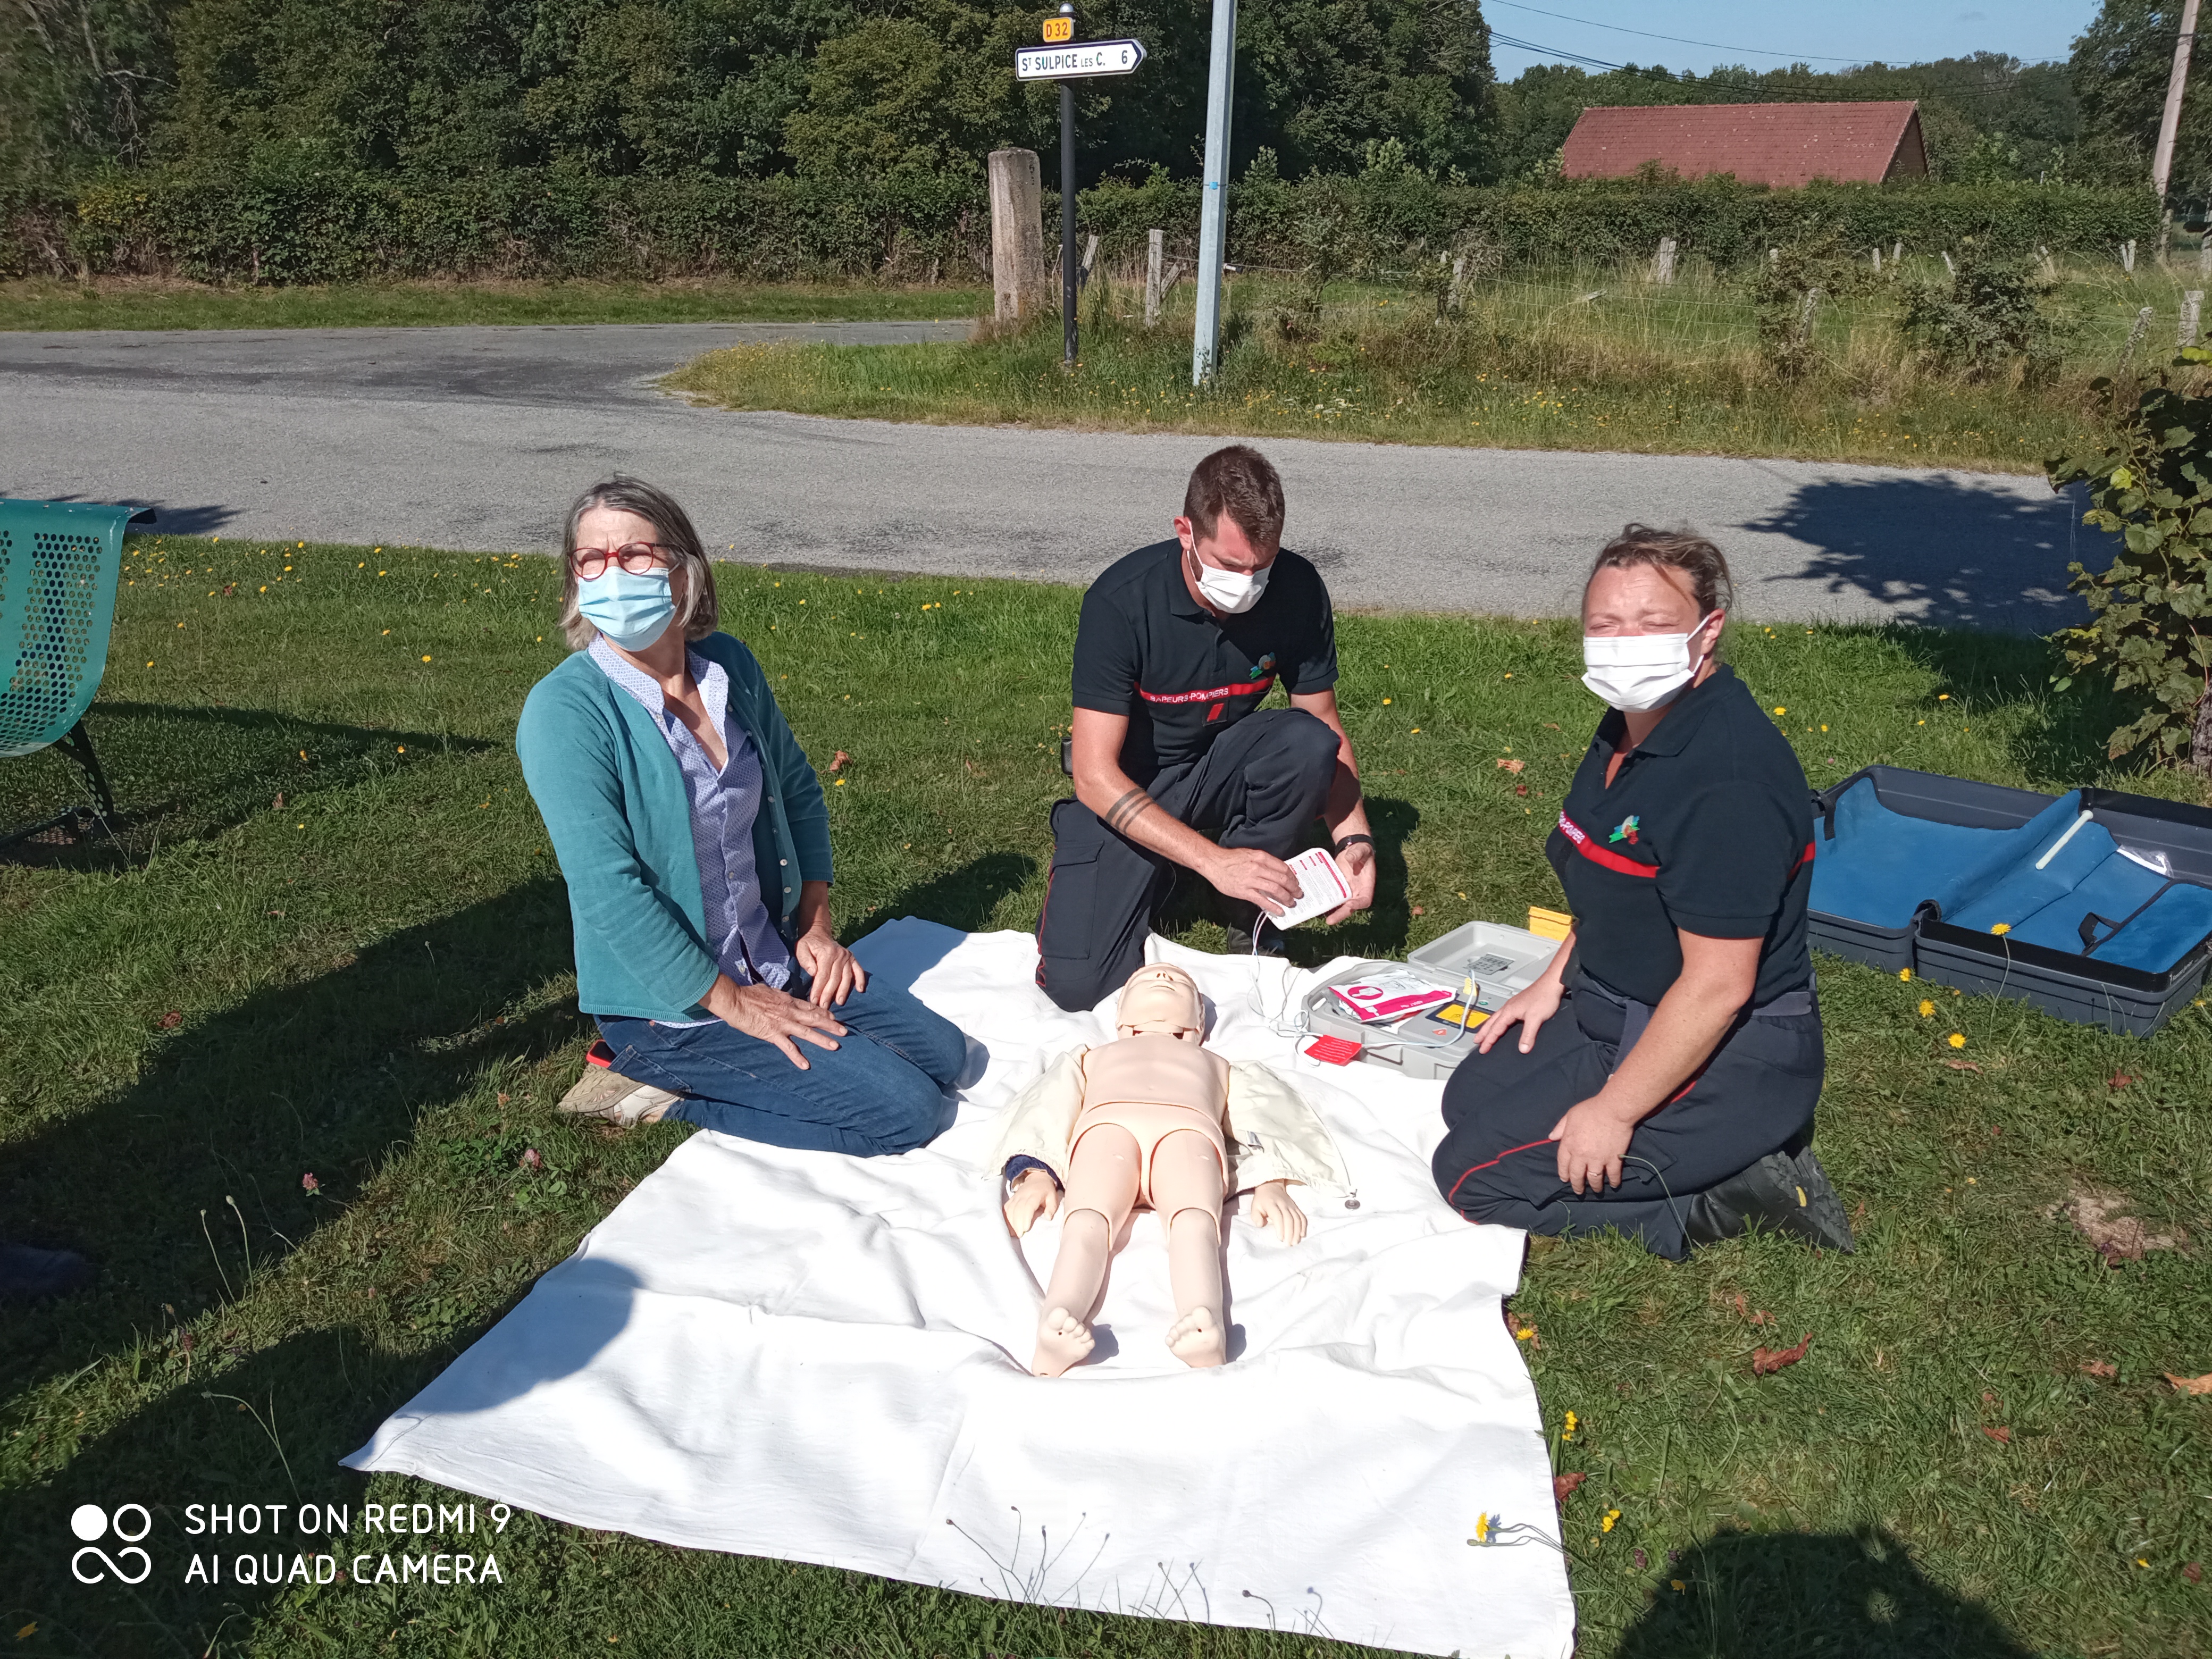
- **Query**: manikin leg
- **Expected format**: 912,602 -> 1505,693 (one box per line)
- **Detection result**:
1151,1130 -> 1228,1368
1034,1125 -> 1138,1377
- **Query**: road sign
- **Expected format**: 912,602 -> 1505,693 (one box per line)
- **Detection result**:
1015,38 -> 1145,79
1041,15 -> 1073,41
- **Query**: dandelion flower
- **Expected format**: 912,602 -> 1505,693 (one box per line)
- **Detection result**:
1473,1513 -> 1492,1543
1671,1579 -> 1687,1593
1938,693 -> 1950,701
1561,1410 -> 1579,1443
1991,923 -> 2010,935
1382,698 -> 1392,705
1919,999 -> 1934,1017
1773,706 -> 1787,716
421,655 -> 432,663
1602,1509 -> 1620,1533
1948,1033 -> 1966,1049
1899,968 -> 1913,982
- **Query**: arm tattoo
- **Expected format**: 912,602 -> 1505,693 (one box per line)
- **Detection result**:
1102,787 -> 1157,836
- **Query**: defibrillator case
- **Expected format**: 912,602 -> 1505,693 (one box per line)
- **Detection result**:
1300,919 -> 1557,1079
1808,765 -> 2212,1036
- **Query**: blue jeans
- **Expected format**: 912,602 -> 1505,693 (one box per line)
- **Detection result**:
596,976 -> 966,1156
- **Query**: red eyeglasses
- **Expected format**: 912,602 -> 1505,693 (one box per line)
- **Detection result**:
571,542 -> 674,579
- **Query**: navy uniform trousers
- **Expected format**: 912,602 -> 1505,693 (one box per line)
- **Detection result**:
1432,970 -> 1824,1259
1036,708 -> 1339,1011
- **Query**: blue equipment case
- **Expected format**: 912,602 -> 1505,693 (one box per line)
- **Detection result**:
1807,766 -> 2212,1036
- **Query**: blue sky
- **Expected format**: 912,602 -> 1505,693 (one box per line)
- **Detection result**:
1485,1 -> 2104,81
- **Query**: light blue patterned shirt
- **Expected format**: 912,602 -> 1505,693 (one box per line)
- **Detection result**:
589,638 -> 793,1017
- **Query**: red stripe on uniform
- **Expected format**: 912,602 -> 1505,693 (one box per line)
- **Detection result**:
1556,810 -> 1658,878
1445,1137 -> 1556,1206
1137,674 -> 1276,706
1796,840 -> 1815,870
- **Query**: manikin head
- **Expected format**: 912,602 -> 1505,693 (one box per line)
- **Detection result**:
1115,964 -> 1206,1043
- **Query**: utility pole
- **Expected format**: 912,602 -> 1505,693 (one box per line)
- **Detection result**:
1191,0 -> 1236,386
1061,73 -> 1078,366
2154,0 -> 2201,248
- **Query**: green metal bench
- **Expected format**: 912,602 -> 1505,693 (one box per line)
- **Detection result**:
2,498 -> 153,847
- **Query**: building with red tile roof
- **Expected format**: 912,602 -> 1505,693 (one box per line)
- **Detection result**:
1560,102 -> 1929,188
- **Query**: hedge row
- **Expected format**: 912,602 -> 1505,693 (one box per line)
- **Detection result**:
1085,167 -> 2168,274
0,170 -> 993,284
0,164 -> 2165,285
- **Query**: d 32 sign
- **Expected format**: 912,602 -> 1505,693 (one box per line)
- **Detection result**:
1041,15 -> 1073,41
1015,38 -> 1146,79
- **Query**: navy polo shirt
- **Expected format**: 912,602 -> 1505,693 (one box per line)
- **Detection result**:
1071,539 -> 1339,782
1548,663 -> 1815,1008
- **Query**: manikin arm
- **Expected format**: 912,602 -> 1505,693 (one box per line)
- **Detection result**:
1005,1167 -> 1061,1236
1247,1180 -> 1306,1243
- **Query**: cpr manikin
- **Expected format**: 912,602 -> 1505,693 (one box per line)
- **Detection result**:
988,963 -> 1346,1376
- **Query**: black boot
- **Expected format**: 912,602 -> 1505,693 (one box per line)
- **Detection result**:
0,1243 -> 94,1299
1683,1148 -> 1854,1253
1220,904 -> 1287,958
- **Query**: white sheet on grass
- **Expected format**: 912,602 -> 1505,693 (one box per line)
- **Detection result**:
346,920 -> 1574,1658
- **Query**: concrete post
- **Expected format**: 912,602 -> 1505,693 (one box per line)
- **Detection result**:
1649,237 -> 1677,284
988,149 -> 1047,323
1192,0 -> 1237,383
2183,290 -> 2203,348
1145,229 -> 1164,324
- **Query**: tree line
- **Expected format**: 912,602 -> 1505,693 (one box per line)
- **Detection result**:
1,0 -> 2204,201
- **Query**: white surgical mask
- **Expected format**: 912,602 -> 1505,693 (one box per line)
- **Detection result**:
1580,612 -> 1720,711
1189,550 -> 1271,615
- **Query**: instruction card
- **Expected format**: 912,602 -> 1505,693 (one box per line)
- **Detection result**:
1268,847 -> 1354,930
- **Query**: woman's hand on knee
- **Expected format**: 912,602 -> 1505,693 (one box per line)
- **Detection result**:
1003,1167 -> 1060,1236
793,929 -> 868,1008
1248,1179 -> 1306,1244
1476,977 -> 1565,1055
704,974 -> 846,1069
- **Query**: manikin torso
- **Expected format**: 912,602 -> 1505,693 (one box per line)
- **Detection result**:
1078,1032 -> 1228,1112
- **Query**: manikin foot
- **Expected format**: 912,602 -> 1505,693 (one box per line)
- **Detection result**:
1032,1306 -> 1096,1377
1166,1305 -> 1227,1369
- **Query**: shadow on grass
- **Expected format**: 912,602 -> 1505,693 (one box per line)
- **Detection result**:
846,851 -> 1038,946
1614,1525 -> 2034,1658
0,877 -> 582,1406
1,1318 -> 535,1654
1747,474 -> 2093,636
1,703 -> 493,871
1862,624 -> 2146,789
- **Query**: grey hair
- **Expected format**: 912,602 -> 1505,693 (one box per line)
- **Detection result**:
557,476 -> 720,650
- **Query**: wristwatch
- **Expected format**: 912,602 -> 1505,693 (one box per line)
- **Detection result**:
1332,833 -> 1375,857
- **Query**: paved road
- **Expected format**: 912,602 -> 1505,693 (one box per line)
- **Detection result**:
2,322 -> 2089,630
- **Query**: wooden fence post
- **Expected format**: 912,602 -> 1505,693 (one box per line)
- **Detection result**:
1145,229 -> 1165,324
1941,250 -> 1955,276
2199,235 -> 2211,279
987,149 -> 1047,323
2122,239 -> 2137,274
2124,305 -> 2154,366
2182,290 -> 2203,349
1649,237 -> 1676,284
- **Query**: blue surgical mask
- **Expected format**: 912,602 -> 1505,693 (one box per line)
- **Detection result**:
577,565 -> 676,651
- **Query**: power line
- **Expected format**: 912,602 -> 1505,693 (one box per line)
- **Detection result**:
1485,1 -> 1863,64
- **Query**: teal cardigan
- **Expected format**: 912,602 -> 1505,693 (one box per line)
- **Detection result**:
516,633 -> 833,1022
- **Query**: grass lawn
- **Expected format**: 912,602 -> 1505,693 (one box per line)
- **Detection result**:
3,533 -> 2209,1658
0,276 -> 987,332
664,258 -> 2212,474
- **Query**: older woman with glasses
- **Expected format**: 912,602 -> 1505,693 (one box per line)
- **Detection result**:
517,476 -> 965,1154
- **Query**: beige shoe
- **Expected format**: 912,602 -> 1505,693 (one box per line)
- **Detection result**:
557,1059 -> 680,1127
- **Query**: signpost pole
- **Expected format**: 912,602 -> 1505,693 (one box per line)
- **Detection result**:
1191,0 -> 1236,385
1062,79 -> 1078,367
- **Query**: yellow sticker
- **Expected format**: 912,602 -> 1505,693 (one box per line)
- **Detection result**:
1434,1004 -> 1490,1028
